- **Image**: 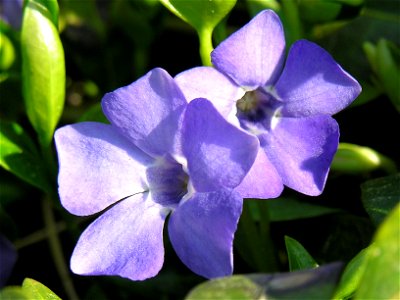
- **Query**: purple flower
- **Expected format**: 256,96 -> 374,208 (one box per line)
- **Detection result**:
0,234 -> 17,288
175,9 -> 362,196
0,0 -> 23,29
55,68 -> 259,280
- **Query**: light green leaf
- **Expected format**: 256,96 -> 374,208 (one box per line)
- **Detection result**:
0,32 -> 15,70
185,262 -> 343,300
21,0 -> 66,147
160,0 -> 236,65
0,121 -> 51,193
0,287 -> 31,299
285,236 -> 319,271
22,278 -> 61,300
333,247 -> 368,300
361,173 -> 400,226
355,204 -> 400,299
331,143 -> 397,175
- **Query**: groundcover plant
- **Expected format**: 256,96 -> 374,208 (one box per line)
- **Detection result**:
0,1 -> 399,299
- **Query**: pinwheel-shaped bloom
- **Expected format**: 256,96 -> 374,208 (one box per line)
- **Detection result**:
176,9 -> 362,196
55,68 -> 259,280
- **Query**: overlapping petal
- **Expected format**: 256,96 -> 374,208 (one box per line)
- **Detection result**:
234,148 -> 283,199
211,9 -> 285,89
70,193 -> 167,281
55,122 -> 152,216
259,115 -> 339,196
102,68 -> 187,157
175,66 -> 244,118
276,40 -> 362,117
182,98 -> 259,192
168,189 -> 242,278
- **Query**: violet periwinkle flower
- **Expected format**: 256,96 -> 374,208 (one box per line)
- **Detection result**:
55,68 -> 260,280
0,234 -> 17,288
0,0 -> 23,29
176,9 -> 362,196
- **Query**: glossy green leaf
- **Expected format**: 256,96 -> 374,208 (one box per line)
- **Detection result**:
21,0 -> 66,147
0,121 -> 51,193
0,287 -> 32,299
22,278 -> 61,300
0,32 -> 15,70
185,262 -> 343,300
34,0 -> 59,27
331,143 -> 397,174
160,0 -> 236,65
260,197 -> 339,222
0,278 -> 61,300
285,236 -> 319,271
355,204 -> 400,299
361,173 -> 400,226
333,247 -> 368,299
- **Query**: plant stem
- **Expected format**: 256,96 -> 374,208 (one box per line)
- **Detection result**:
42,198 -> 79,300
198,26 -> 214,66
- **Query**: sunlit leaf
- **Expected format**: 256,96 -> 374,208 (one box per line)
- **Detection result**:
22,278 -> 61,300
361,173 -> 400,226
185,262 -> 343,300
0,287 -> 31,299
0,32 -> 15,70
333,247 -> 368,299
355,204 -> 400,299
21,0 -> 65,147
0,121 -> 51,193
285,236 -> 319,271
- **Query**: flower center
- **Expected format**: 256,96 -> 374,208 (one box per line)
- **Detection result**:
236,88 -> 282,134
146,155 -> 189,207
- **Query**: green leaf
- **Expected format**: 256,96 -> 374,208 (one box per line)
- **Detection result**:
261,197 -> 339,222
22,278 -> 61,300
331,143 -> 397,175
0,121 -> 51,193
21,0 -> 66,147
361,173 -> 400,226
299,0 -> 342,23
0,287 -> 32,299
375,39 -> 400,111
34,0 -> 59,27
0,279 -> 61,300
160,0 -> 236,65
185,262 -> 343,300
0,32 -> 16,70
285,236 -> 319,271
333,247 -> 368,299
355,203 -> 400,299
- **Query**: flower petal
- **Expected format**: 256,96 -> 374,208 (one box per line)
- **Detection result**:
55,122 -> 152,216
183,98 -> 259,192
71,193 -> 167,281
102,68 -> 187,157
211,9 -> 285,89
259,115 -> 339,196
276,40 -> 362,117
235,148 -> 283,199
168,189 -> 243,278
175,66 -> 244,118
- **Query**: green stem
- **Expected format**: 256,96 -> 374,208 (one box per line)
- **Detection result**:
42,198 -> 79,300
198,26 -> 214,66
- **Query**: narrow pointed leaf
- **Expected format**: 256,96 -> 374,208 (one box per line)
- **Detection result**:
21,0 -> 65,147
285,236 -> 319,271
